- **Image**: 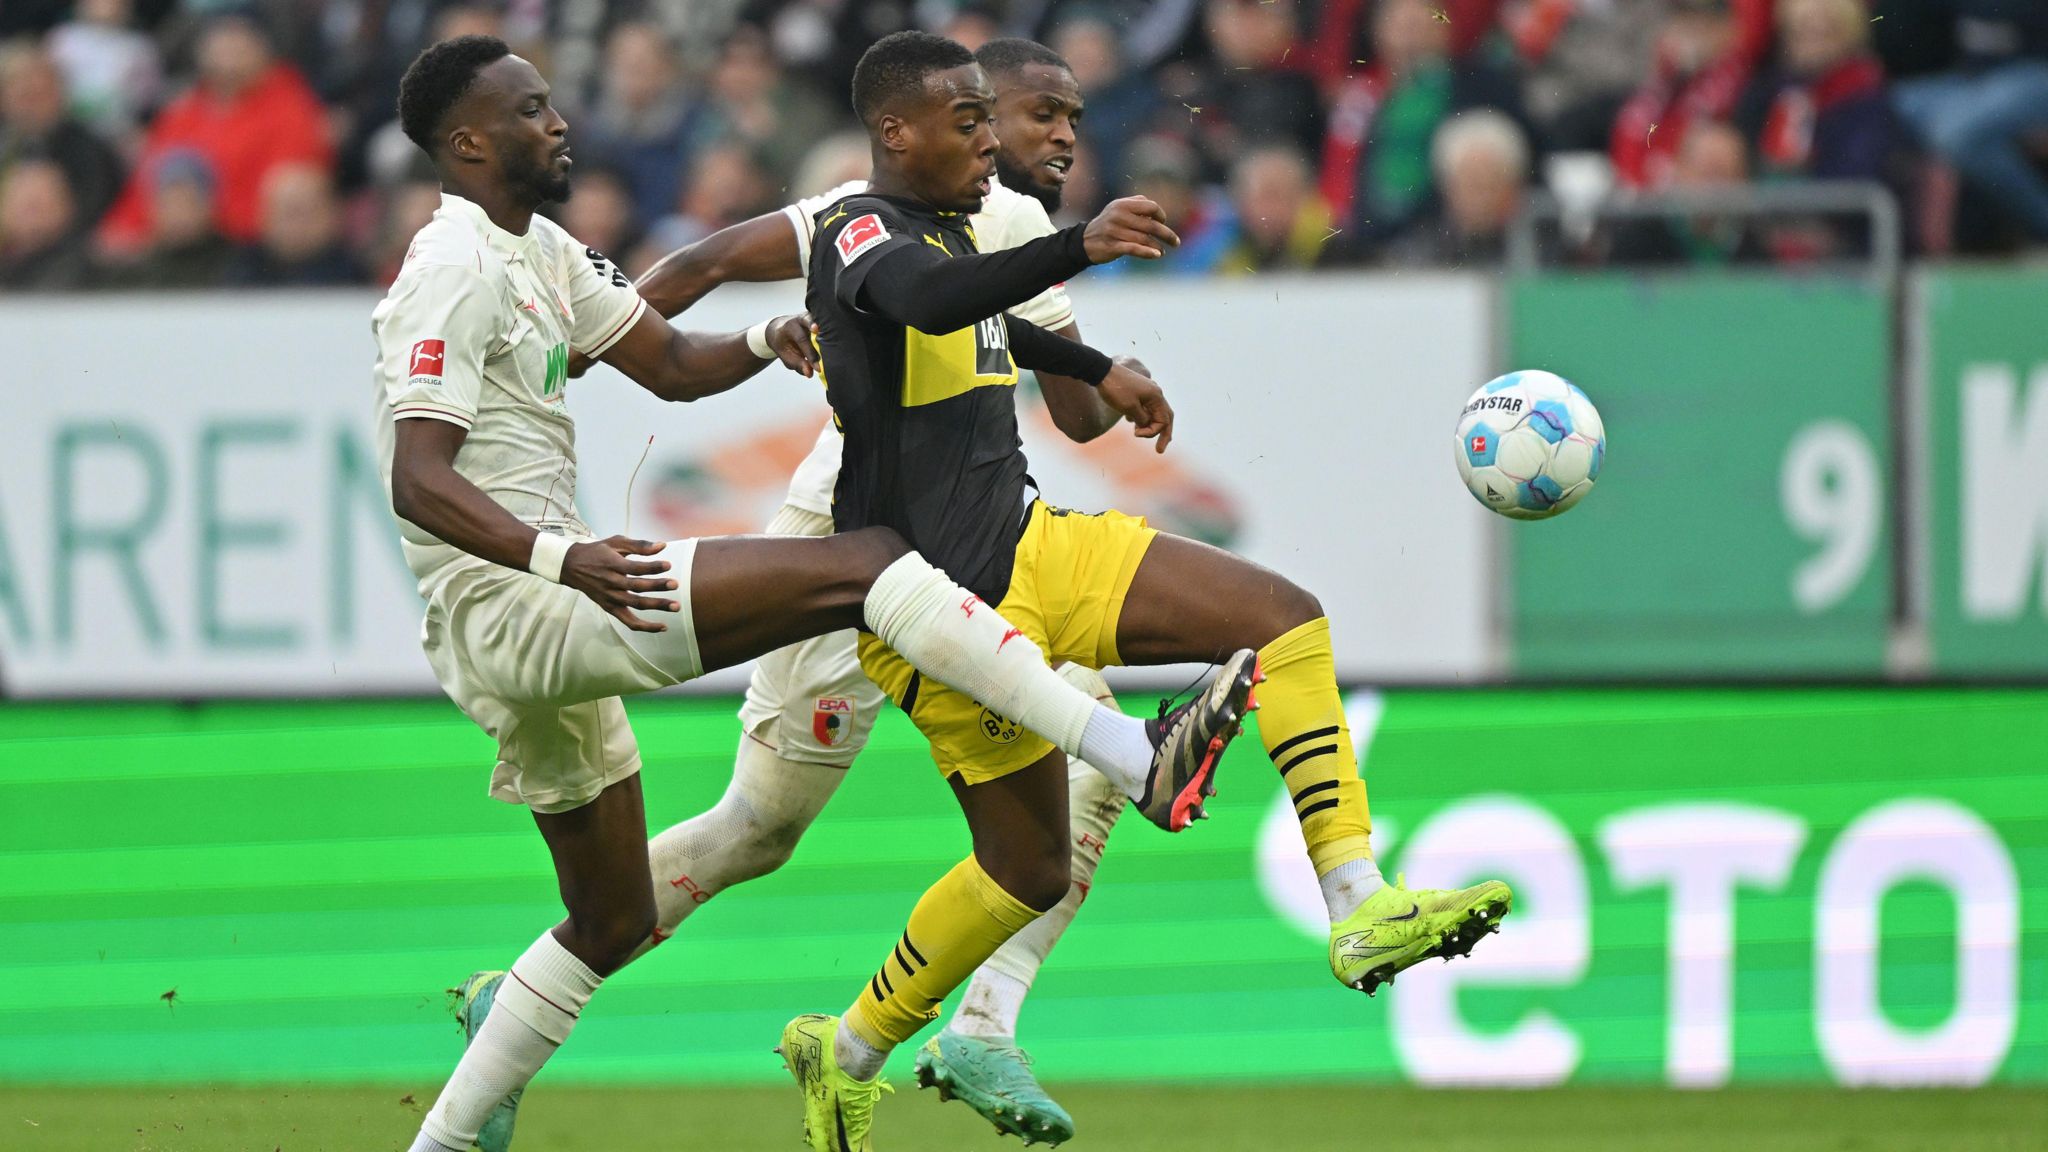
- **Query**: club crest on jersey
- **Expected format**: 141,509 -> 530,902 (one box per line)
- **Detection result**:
835,214 -> 889,265
812,697 -> 855,747
408,339 -> 446,383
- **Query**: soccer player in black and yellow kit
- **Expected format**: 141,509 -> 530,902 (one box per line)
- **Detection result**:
776,32 -> 1515,1151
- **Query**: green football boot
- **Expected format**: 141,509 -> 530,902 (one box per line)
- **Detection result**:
451,970 -> 521,1152
1329,874 -> 1514,995
914,1032 -> 1074,1146
776,1014 -> 893,1152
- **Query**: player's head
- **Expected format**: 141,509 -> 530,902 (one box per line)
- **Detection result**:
852,31 -> 995,213
975,38 -> 1081,213
398,35 -> 573,207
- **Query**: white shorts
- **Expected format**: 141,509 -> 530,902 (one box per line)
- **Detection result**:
735,504 -> 886,768
421,538 -> 703,814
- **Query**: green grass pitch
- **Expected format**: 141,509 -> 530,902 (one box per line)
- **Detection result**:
4,1084 -> 2044,1152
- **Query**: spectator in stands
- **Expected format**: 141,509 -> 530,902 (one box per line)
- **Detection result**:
46,0 -> 162,143
1742,0 -> 1893,182
1890,0 -> 2048,241
1391,108 -> 1531,266
0,41 -> 124,228
1187,0 -> 1323,174
104,149 -> 235,288
99,11 -> 332,253
699,23 -> 838,190
584,21 -> 702,228
557,163 -> 643,274
227,162 -> 362,286
639,142 -> 774,260
1501,0 -> 1666,152
1609,119 -> 1771,264
1322,0 -> 1526,254
1611,0 -> 1762,190
1097,133 -> 1233,275
0,156 -> 94,290
1214,144 -> 1339,273
788,129 -> 871,199
1049,13 -> 1162,194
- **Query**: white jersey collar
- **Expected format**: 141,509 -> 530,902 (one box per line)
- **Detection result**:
439,191 -> 541,260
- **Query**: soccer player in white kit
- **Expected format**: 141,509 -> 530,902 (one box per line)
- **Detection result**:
378,36 -> 1255,1152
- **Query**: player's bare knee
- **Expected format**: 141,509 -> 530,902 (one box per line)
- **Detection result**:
987,846 -> 1070,913
1257,579 -> 1323,641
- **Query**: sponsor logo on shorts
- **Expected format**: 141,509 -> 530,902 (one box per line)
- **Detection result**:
813,696 -> 855,747
835,213 -> 889,264
978,706 -> 1022,745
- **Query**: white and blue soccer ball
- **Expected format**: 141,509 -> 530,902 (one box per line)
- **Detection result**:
1454,369 -> 1605,520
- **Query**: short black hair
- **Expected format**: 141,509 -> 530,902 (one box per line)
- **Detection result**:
974,38 -> 1070,81
398,34 -> 512,154
851,31 -> 977,126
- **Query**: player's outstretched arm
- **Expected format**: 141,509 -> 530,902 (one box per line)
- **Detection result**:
847,196 -> 1178,335
1035,319 -> 1130,444
634,211 -> 805,320
389,418 -> 683,632
1005,314 -> 1174,452
599,308 -> 817,403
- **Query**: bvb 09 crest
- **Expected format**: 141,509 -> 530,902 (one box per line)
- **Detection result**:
978,706 -> 1022,745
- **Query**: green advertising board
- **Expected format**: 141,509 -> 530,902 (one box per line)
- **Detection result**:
3,690 -> 2042,1087
1919,267 -> 2048,675
1507,275 -> 1891,676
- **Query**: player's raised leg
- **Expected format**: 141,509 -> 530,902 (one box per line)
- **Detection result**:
1116,533 -> 1512,993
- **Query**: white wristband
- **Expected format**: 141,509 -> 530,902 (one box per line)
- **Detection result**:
745,318 -> 777,360
528,531 -> 572,584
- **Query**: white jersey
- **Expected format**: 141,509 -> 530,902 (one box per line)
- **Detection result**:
372,192 -> 648,588
778,176 -> 1076,514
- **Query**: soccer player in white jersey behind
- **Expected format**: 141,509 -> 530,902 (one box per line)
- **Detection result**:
375,35 -> 1255,1152
457,39 -> 1243,1148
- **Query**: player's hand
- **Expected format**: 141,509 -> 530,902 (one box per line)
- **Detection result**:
567,349 -> 594,379
1097,360 -> 1174,453
1083,196 -> 1179,264
561,535 -> 679,633
769,312 -> 818,378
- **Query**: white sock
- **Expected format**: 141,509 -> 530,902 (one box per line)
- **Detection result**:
416,932 -> 600,1151
1320,856 -> 1387,923
948,968 -> 1031,1041
1077,708 -> 1150,799
863,553 -> 1150,780
625,737 -> 842,964
950,669 -> 1129,1041
833,1019 -> 890,1081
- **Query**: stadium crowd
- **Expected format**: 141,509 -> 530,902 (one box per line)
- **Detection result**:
0,0 -> 2043,292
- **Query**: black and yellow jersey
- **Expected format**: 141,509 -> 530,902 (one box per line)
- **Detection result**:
807,193 -> 1048,602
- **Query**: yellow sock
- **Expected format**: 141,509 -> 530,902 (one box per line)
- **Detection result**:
1257,617 -> 1373,876
843,854 -> 1042,1049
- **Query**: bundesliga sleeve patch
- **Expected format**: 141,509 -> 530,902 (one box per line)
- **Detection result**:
835,213 -> 890,265
408,338 -> 446,383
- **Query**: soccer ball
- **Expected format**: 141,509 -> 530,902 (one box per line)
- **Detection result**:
1454,370 -> 1605,520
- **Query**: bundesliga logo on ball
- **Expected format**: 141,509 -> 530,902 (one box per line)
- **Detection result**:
1455,369 -> 1607,520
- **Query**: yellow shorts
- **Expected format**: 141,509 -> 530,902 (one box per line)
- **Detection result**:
858,501 -> 1156,785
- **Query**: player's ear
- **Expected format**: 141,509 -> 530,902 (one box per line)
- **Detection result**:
446,123 -> 485,164
877,111 -> 911,155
